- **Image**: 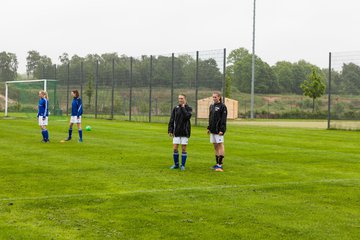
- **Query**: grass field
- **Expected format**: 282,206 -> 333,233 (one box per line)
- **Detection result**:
0,117 -> 360,239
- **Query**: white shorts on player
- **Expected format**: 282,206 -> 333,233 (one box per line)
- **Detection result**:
210,133 -> 224,144
173,137 -> 189,145
70,116 -> 82,124
38,116 -> 48,126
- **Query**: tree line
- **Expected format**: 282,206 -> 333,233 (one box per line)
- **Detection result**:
1,48 -> 359,94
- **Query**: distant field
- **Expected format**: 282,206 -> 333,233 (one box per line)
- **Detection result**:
0,117 -> 359,239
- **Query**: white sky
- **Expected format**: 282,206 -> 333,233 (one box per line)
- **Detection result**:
1,0 -> 360,73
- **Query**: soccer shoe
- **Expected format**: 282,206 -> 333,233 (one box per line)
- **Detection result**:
64,137 -> 72,141
170,165 -> 179,169
78,139 -> 83,143
210,165 -> 217,169
41,139 -> 50,143
214,165 -> 223,172
181,166 -> 185,171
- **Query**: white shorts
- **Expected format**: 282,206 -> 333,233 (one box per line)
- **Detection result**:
173,137 -> 189,145
70,116 -> 82,124
38,116 -> 48,126
210,133 -> 224,144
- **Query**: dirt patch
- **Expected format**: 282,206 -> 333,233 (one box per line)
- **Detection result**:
0,94 -> 16,109
262,96 -> 281,103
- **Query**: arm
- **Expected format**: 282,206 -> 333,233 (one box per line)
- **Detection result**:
207,105 -> 212,130
77,98 -> 83,117
219,105 -> 228,134
44,99 -> 48,118
181,105 -> 192,120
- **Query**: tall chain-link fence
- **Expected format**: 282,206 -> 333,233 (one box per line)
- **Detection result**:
328,51 -> 360,130
36,49 -> 226,125
6,49 -> 360,129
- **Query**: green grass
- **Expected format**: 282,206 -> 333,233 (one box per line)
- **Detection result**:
0,117 -> 359,239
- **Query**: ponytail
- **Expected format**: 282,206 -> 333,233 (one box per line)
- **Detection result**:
39,90 -> 48,100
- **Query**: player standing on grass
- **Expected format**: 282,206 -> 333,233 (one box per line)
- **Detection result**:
207,91 -> 227,172
65,90 -> 83,142
168,94 -> 192,171
37,90 -> 50,143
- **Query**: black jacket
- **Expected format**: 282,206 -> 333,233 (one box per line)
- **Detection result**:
208,102 -> 227,134
168,104 -> 192,138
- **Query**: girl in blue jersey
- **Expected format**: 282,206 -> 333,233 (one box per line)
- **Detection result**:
65,90 -> 83,142
37,90 -> 50,143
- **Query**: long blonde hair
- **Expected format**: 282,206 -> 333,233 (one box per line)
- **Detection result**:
39,90 -> 48,99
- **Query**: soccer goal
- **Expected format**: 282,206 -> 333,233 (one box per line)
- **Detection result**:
4,79 -> 58,117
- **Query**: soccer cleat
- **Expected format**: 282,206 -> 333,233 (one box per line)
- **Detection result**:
78,139 -> 83,143
170,165 -> 179,169
210,165 -> 218,169
64,137 -> 72,141
214,165 -> 223,172
181,166 -> 185,171
41,139 -> 50,143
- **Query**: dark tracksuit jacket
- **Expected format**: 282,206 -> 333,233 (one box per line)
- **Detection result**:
207,102 -> 227,134
168,104 -> 192,138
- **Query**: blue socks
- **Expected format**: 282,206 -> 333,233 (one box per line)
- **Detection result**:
68,128 -> 73,139
181,152 -> 187,167
78,129 -> 82,141
173,150 -> 179,167
42,129 -> 49,141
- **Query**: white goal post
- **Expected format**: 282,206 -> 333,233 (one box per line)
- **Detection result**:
4,79 -> 57,116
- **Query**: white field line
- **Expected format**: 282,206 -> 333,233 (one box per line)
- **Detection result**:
1,178 -> 359,202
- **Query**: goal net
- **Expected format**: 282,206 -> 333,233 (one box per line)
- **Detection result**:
4,79 -> 59,117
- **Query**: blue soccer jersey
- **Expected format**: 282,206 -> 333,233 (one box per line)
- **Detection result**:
71,97 -> 83,117
37,98 -> 49,117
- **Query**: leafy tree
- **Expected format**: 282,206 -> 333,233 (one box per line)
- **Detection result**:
153,55 -> 172,87
272,61 -> 293,93
59,53 -> 70,65
300,68 -> 326,112
292,60 -> 323,94
178,54 -> 196,88
341,63 -> 360,94
0,51 -> 18,81
227,47 -> 277,93
85,79 -> 94,107
198,58 -> 223,89
26,50 -> 41,78
26,51 -> 53,79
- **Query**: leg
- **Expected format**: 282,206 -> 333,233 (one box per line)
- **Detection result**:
171,144 -> 180,169
213,143 -> 219,165
77,123 -> 82,142
181,144 -> 187,169
216,143 -> 225,166
66,123 -> 74,140
40,125 -> 49,142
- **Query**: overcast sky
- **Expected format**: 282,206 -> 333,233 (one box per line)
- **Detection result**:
1,0 -> 360,73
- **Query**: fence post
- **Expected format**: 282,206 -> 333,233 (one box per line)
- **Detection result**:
129,57 -> 133,121
171,53 -> 174,114
95,60 -> 99,119
80,62 -> 83,100
327,52 -> 332,129
195,51 -> 199,126
66,63 -> 70,116
54,64 -> 57,80
223,48 -> 226,103
53,64 -> 57,112
149,55 -> 153,122
111,58 -> 115,119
